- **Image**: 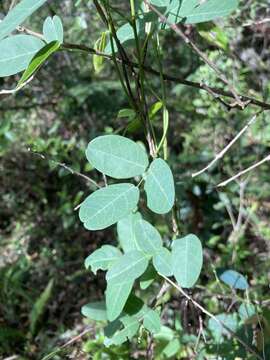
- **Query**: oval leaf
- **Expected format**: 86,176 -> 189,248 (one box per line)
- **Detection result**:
217,269 -> 249,290
134,219 -> 163,256
86,135 -> 149,179
0,0 -> 47,41
106,281 -> 133,321
144,158 -> 175,214
43,16 -> 64,43
106,250 -> 149,285
117,212 -> 142,253
172,234 -> 203,288
153,247 -> 173,276
0,35 -> 44,77
143,309 -> 161,334
79,183 -> 139,230
18,40 -> 60,86
85,245 -> 122,274
81,301 -> 107,321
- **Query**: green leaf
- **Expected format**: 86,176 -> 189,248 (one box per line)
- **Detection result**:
79,183 -> 140,230
81,301 -> 107,321
117,212 -> 142,253
85,245 -> 122,274
172,234 -> 203,288
0,0 -> 48,41
0,35 -> 44,77
106,250 -> 149,285
143,309 -> 161,334
150,0 -> 238,25
30,279 -> 54,335
93,32 -> 107,74
153,247 -> 173,276
18,41 -> 60,86
43,16 -> 64,43
217,269 -> 249,290
140,264 -> 156,290
134,219 -> 163,256
118,108 -> 136,118
238,303 -> 256,321
149,101 -> 163,120
144,158 -> 175,214
86,135 -> 149,179
162,338 -> 182,358
105,315 -> 140,346
208,313 -> 238,341
105,281 -> 133,321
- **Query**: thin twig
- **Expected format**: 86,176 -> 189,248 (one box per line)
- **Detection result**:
218,154 -> 270,187
243,18 -> 270,27
28,149 -> 100,188
62,42 -> 270,111
0,75 -> 34,95
160,274 -> 264,360
192,113 -> 260,178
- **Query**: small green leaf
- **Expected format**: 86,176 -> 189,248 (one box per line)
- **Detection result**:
208,313 -> 238,341
153,247 -> 173,276
43,16 -> 64,43
30,279 -> 54,336
0,35 -> 44,77
134,219 -> 163,256
143,309 -> 161,334
105,281 -> 133,321
172,234 -> 203,288
144,158 -> 175,214
0,0 -> 48,41
106,250 -> 149,285
86,135 -> 149,179
79,183 -> 139,231
85,245 -> 122,274
217,269 -> 249,290
238,303 -> 256,321
93,32 -> 106,74
149,101 -> 163,120
118,108 -> 136,118
18,41 -> 60,86
105,315 -> 140,346
81,301 -> 107,321
117,212 -> 142,253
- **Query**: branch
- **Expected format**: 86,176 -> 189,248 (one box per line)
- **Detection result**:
28,149 -> 100,189
192,112 -> 260,178
218,154 -> 270,187
160,274 -> 264,360
144,0 -> 244,108
62,43 -> 270,111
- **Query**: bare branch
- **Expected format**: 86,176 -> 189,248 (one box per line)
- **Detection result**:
160,274 -> 264,360
218,154 -> 270,187
63,43 -> 270,111
192,113 -> 260,178
143,0 -> 244,108
28,149 -> 100,189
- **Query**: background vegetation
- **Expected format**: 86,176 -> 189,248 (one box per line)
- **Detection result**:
0,0 -> 270,359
